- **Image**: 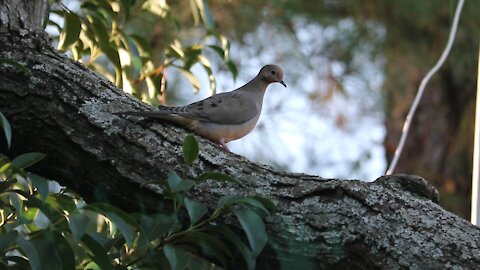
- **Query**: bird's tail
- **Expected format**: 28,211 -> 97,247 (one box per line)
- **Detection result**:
114,105 -> 182,117
113,109 -> 192,127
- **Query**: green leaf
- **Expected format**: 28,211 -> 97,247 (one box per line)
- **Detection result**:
250,196 -> 276,214
27,173 -> 49,201
207,225 -> 255,270
49,231 -> 76,270
191,0 -> 215,29
167,171 -> 182,190
236,197 -> 272,216
68,211 -> 91,242
139,213 -> 175,242
119,0 -> 132,21
183,231 -> 231,267
0,230 -> 18,251
81,234 -> 113,270
84,262 -> 101,270
0,112 -> 12,149
216,195 -> 245,210
48,193 -> 78,213
83,203 -> 138,248
216,194 -> 275,222
184,198 -> 207,225
226,59 -> 238,80
175,180 -> 196,192
129,34 -> 152,58
58,12 -> 82,50
0,178 -> 16,193
163,244 -> 190,270
234,208 -> 268,257
0,162 -> 11,174
183,134 -> 199,165
198,172 -> 242,186
11,152 -> 46,170
16,236 -> 63,270
10,193 -> 35,225
167,171 -> 196,192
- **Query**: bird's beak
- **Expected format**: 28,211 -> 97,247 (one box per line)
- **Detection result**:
280,81 -> 287,87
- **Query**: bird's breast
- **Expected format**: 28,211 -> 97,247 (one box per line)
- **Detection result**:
189,114 -> 261,143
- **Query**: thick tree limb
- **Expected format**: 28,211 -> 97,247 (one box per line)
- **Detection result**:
1,1 -> 480,269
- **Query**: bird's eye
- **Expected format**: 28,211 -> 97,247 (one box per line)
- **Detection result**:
271,70 -> 276,75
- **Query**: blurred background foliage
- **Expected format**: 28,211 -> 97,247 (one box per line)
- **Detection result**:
48,0 -> 478,218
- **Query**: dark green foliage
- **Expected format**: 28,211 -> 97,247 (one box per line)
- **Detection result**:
182,134 -> 199,166
0,114 -> 275,269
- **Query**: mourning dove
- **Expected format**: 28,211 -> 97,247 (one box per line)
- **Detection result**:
116,64 -> 286,151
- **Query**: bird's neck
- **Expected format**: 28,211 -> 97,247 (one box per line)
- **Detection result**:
244,75 -> 269,92
241,75 -> 269,106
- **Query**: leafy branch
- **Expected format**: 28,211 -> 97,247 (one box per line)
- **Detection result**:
0,113 -> 274,270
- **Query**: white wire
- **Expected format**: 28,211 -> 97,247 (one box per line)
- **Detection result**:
386,0 -> 465,175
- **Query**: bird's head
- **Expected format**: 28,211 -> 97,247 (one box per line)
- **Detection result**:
259,65 -> 286,87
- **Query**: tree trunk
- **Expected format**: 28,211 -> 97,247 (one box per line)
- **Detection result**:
1,1 -> 480,269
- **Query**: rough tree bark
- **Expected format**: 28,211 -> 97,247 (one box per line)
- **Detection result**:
1,1 -> 480,269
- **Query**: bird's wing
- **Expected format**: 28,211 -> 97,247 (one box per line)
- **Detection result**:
161,91 -> 259,125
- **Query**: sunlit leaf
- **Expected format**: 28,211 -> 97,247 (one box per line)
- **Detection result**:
58,12 -> 81,50
184,198 -> 207,225
84,262 -> 102,270
10,193 -> 35,225
167,40 -> 185,58
183,134 -> 199,165
23,192 -> 67,227
11,152 -> 46,170
83,203 -> 138,248
191,0 -> 215,29
0,112 -> 12,149
178,68 -> 200,92
234,208 -> 267,257
0,161 -> 11,174
142,0 -> 171,17
197,55 -> 216,94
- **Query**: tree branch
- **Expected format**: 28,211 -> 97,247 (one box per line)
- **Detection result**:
1,2 -> 479,268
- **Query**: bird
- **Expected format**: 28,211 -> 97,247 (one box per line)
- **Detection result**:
115,64 -> 286,152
